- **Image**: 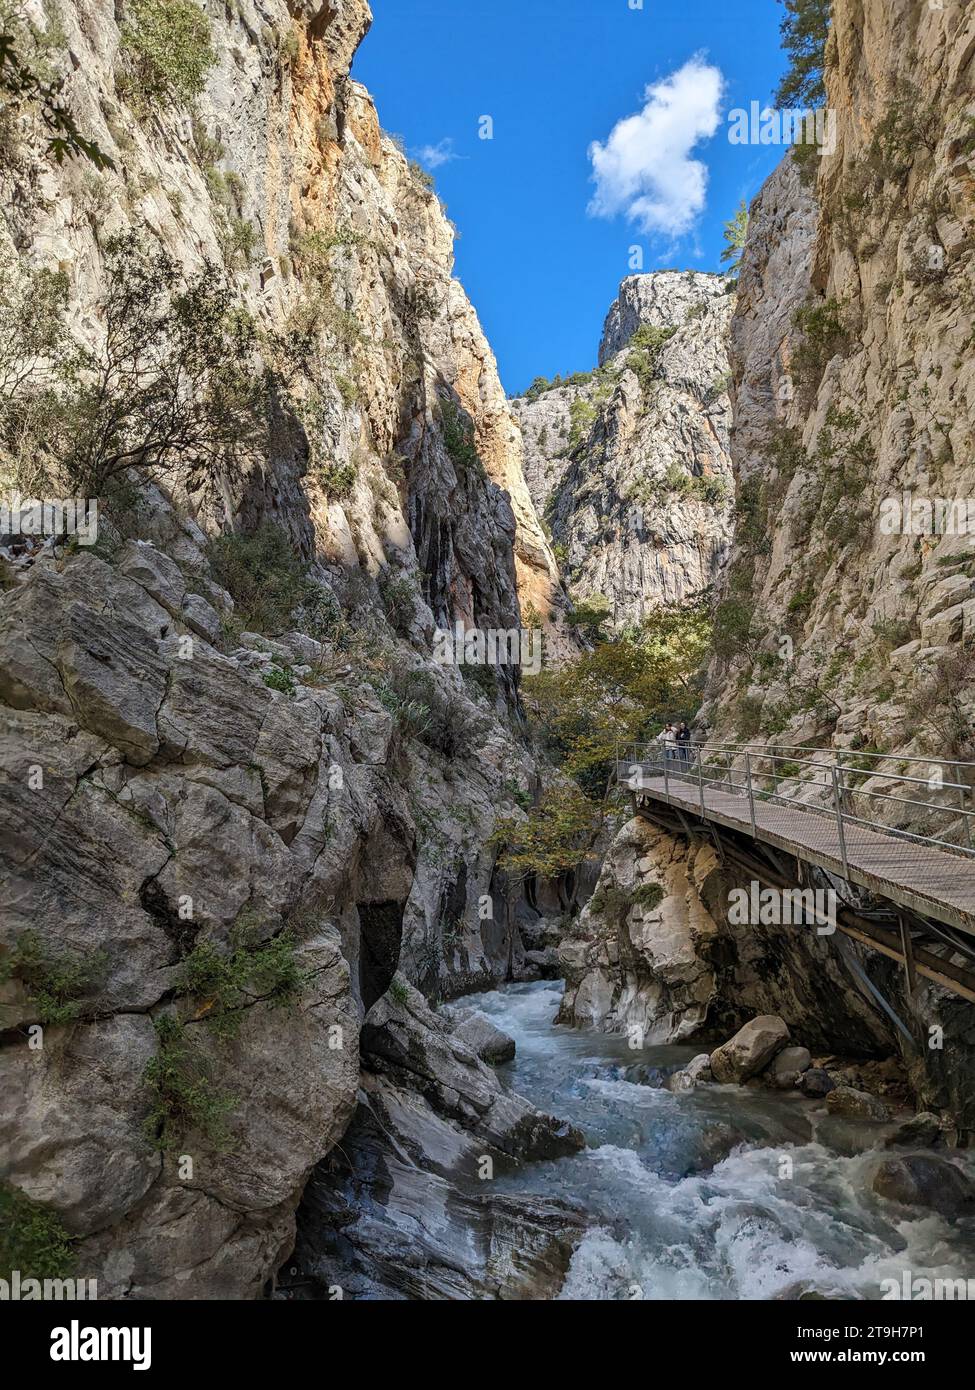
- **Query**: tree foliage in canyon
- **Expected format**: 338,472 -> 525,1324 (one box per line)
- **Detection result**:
775,0 -> 831,109
0,3 -> 113,167
495,604 -> 711,877
721,202 -> 749,277
0,231 -> 265,498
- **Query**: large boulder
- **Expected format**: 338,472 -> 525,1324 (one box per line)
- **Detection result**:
453,1011 -> 516,1065
826,1086 -> 891,1122
883,1112 -> 944,1149
872,1156 -> 975,1219
765,1046 -> 812,1090
670,1053 -> 713,1092
710,1016 -> 791,1084
363,978 -> 582,1162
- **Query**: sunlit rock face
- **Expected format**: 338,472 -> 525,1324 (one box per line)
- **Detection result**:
703,0 -> 975,766
512,270 -> 736,632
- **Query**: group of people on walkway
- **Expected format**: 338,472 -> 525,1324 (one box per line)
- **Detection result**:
659,721 -> 694,764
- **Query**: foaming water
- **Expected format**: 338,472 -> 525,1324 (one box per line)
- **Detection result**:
462,981 -> 975,1301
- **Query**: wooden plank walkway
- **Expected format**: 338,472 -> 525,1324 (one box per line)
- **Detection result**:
622,768 -> 975,940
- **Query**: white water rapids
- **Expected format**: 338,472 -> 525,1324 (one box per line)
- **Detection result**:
463,981 -> 975,1301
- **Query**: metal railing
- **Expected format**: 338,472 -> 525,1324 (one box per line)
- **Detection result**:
617,739 -> 975,865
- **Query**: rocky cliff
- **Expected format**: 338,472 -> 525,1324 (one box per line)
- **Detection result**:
704,0 -> 975,769
0,0 -> 577,1297
513,270 -> 735,630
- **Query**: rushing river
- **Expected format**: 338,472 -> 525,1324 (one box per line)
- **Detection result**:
462,980 -> 975,1301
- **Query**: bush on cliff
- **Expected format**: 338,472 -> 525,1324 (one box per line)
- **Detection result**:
120,0 -> 216,110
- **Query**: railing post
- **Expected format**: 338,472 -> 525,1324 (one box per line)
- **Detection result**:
664,745 -> 669,798
831,765 -> 850,880
699,751 -> 706,819
745,751 -> 757,838
955,763 -> 973,850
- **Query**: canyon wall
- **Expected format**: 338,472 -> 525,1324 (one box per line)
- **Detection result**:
512,270 -> 735,631
703,0 -> 975,771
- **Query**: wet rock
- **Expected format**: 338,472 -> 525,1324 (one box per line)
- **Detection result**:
826,1086 -> 891,1122
765,1046 -> 812,1090
709,1016 -> 791,1084
363,979 -> 583,1161
623,1064 -> 673,1089
453,1011 -> 516,1065
872,1156 -> 975,1219
800,1068 -> 836,1099
285,1082 -> 587,1300
883,1112 -> 944,1149
682,1121 -> 742,1175
670,1053 -> 713,1092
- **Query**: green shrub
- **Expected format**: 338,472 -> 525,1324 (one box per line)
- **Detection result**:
792,298 -> 848,388
263,664 -> 297,697
625,324 -> 677,394
143,1014 -> 236,1151
713,598 -> 756,661
567,397 -> 598,449
409,160 -> 435,192
632,883 -> 664,912
571,594 -> 612,642
208,523 -> 311,636
177,925 -> 303,1040
374,666 -> 487,758
378,569 -> 419,636
0,1183 -> 75,1282
0,232 -> 263,498
120,0 -> 216,109
0,931 -> 104,1026
313,458 -> 357,500
388,976 -> 410,1005
440,399 -> 486,482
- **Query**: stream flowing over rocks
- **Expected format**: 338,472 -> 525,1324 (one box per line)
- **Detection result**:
296,980 -> 975,1301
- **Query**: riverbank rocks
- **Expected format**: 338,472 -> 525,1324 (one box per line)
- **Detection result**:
765,1047 -> 813,1090
800,1068 -> 836,1099
872,1156 -> 975,1219
452,1011 -> 517,1065
709,1016 -> 791,1084
362,978 -> 583,1161
883,1113 -> 944,1150
557,818 -> 721,1041
826,1087 -> 891,1122
670,1054 -> 713,1093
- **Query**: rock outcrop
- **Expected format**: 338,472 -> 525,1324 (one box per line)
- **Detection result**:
512,271 -> 735,631
704,1 -> 975,779
284,979 -> 586,1299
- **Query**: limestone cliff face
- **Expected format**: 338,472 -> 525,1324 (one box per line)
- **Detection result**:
704,0 -> 975,781
0,0 -> 572,1297
4,0 -> 565,642
513,270 -> 735,630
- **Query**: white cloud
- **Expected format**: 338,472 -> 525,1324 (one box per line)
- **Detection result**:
415,138 -> 458,169
587,57 -> 725,238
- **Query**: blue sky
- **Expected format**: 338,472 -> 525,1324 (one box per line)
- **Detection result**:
355,0 -> 789,394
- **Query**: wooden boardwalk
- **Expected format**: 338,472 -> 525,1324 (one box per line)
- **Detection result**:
622,768 -> 975,940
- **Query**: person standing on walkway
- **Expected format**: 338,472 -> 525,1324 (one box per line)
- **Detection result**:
677,721 -> 692,765
662,724 -> 678,764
